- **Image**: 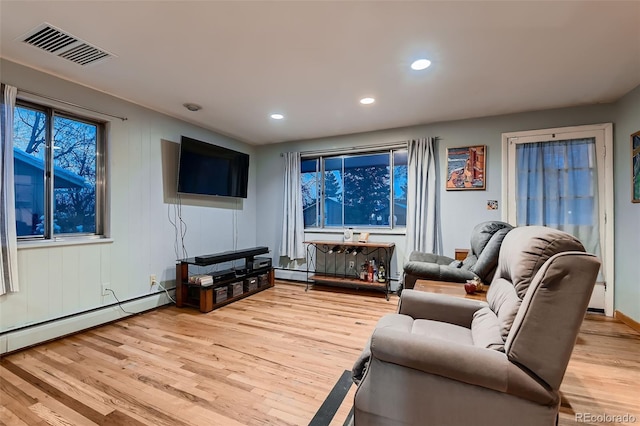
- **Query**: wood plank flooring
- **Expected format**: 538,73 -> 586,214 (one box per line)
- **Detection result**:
1,282 -> 639,426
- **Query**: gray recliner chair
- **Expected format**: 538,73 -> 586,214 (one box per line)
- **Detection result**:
402,221 -> 513,292
352,226 -> 600,426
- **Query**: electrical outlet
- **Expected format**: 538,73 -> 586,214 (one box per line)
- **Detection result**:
150,274 -> 157,288
348,260 -> 355,269
101,283 -> 110,297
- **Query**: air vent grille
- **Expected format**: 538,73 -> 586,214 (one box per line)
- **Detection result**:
58,43 -> 110,66
24,26 -> 77,53
20,23 -> 114,66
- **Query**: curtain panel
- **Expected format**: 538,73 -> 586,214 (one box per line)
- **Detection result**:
405,137 -> 439,256
280,152 -> 305,260
515,138 -> 601,260
0,84 -> 19,295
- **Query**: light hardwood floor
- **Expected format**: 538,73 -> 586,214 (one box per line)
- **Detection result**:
1,282 -> 638,426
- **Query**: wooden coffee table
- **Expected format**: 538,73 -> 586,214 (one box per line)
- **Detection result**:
414,279 -> 487,302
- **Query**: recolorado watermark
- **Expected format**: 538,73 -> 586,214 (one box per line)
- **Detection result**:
576,413 -> 637,423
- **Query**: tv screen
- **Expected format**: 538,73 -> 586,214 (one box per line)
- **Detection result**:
177,136 -> 249,198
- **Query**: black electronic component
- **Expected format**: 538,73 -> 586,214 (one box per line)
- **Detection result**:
195,246 -> 268,264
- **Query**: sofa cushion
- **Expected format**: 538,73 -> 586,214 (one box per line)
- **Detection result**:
487,278 -> 521,340
448,260 -> 463,268
469,221 -> 513,256
469,227 -> 512,282
497,226 -> 585,299
403,260 -> 477,283
412,319 -> 473,345
472,307 -> 505,351
461,254 -> 477,270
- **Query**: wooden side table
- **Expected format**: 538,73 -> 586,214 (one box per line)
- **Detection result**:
454,248 -> 469,261
414,279 -> 487,302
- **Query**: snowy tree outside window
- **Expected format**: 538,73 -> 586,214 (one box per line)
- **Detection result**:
300,149 -> 407,229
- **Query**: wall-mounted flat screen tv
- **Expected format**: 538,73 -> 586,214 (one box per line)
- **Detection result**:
177,136 -> 249,198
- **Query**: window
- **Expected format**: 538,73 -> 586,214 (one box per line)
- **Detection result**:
13,100 -> 105,239
301,149 -> 407,229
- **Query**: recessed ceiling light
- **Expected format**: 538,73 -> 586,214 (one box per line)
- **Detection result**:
411,59 -> 432,70
183,103 -> 202,112
270,113 -> 284,120
360,97 -> 375,105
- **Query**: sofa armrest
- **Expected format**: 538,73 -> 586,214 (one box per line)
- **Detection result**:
398,289 -> 486,327
408,251 -> 454,265
369,327 -> 557,405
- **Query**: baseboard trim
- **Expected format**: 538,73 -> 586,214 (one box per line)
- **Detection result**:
274,268 -> 307,282
614,310 -> 640,333
0,290 -> 174,356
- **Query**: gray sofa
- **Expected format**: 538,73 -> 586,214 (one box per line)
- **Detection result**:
402,221 -> 513,292
352,226 -> 600,426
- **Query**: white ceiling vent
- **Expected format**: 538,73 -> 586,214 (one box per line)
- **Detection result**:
20,23 -> 114,66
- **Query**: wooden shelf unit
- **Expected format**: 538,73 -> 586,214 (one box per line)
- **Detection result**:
175,247 -> 274,313
304,240 -> 395,300
309,274 -> 387,288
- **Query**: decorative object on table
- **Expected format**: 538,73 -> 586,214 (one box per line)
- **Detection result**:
343,228 -> 354,242
632,130 -> 640,203
463,282 -> 477,294
358,232 -> 370,243
446,145 -> 486,190
468,276 -> 483,292
487,200 -> 498,210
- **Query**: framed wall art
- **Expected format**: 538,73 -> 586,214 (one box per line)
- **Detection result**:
633,130 -> 640,203
446,145 -> 486,190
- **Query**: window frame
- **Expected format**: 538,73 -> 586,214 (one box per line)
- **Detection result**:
301,146 -> 407,231
14,98 -> 107,241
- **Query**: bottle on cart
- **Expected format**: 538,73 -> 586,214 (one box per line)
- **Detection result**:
367,261 -> 374,282
360,262 -> 368,281
371,257 -> 378,282
378,263 -> 386,283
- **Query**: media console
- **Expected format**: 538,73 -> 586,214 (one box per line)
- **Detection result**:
176,246 -> 274,313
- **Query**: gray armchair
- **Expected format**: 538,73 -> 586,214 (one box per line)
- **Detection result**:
352,226 -> 600,426
402,221 -> 513,291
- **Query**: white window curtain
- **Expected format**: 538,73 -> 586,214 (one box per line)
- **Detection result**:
1,84 -> 19,295
515,138 -> 601,260
405,137 -> 439,255
280,152 -> 305,260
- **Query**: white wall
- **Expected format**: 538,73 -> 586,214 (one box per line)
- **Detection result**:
255,97 -> 640,322
0,60 -> 258,352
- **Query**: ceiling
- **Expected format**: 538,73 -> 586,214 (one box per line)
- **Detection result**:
1,1 -> 639,146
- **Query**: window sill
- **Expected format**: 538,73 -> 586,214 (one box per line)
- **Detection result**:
18,237 -> 114,250
304,228 -> 406,236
